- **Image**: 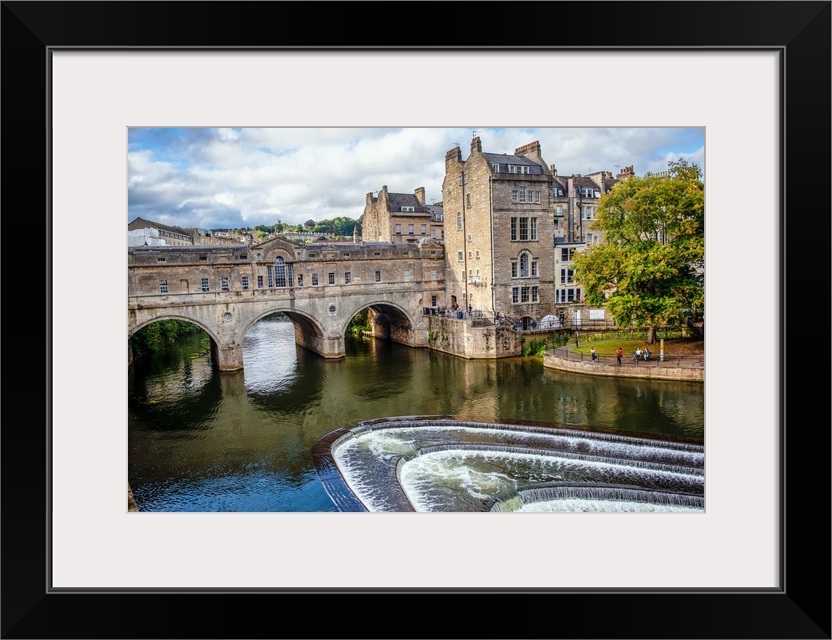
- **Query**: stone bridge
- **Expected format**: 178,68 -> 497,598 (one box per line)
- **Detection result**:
128,237 -> 447,370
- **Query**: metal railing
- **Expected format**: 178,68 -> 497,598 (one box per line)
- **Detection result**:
550,347 -> 704,368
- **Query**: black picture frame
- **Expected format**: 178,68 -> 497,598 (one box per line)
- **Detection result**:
2,2 -> 829,638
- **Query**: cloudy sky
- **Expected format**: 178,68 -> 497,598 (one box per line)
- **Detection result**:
128,127 -> 704,231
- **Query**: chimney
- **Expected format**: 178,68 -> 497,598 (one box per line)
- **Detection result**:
414,187 -> 425,205
514,141 -> 550,174
471,136 -> 482,154
445,146 -> 462,170
514,141 -> 541,157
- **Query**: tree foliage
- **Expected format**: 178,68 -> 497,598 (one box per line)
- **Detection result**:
573,159 -> 704,342
130,320 -> 204,359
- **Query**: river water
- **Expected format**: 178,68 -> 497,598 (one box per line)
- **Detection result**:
128,316 -> 704,512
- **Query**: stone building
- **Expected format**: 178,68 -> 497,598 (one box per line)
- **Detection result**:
441,137 -> 630,328
128,216 -> 243,246
361,186 -> 442,244
442,137 -> 558,327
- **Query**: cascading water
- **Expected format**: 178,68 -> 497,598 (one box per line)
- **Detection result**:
311,416 -> 705,513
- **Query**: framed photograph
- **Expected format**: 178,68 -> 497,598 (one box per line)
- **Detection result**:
3,2 -> 829,638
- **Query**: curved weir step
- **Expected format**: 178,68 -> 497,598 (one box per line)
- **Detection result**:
313,416 -> 705,513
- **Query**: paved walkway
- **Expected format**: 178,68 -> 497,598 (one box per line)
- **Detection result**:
544,347 -> 703,382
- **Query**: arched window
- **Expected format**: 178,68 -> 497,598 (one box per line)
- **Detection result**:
274,256 -> 293,288
519,252 -> 529,278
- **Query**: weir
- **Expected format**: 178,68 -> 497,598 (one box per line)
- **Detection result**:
312,416 -> 705,513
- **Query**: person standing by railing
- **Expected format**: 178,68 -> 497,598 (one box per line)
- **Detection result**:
616,347 -> 623,365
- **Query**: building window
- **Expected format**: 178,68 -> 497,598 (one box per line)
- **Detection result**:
561,247 -> 575,262
561,268 -> 575,284
520,253 -> 529,277
469,269 -> 473,277
466,193 -> 471,208
531,190 -> 541,204
556,205 -> 563,217
457,212 -> 462,230
257,275 -> 264,289
240,253 -> 247,259
395,224 -> 402,235
274,257 -> 288,288
531,286 -> 539,302
201,278 -> 209,292
431,295 -> 437,307
582,205 -> 596,220
476,269 -> 481,277
431,269 -> 437,281
458,251 -> 464,262
267,265 -> 274,288
374,251 -> 381,257
408,224 -> 414,235
312,274 -> 319,286
531,258 -> 538,277
431,230 -> 436,239
199,255 -> 207,261
510,217 -> 537,241
221,277 -> 229,292
404,270 -> 411,282
468,251 -> 472,259
401,206 -> 415,212
309,253 -> 316,258
297,274 -> 303,287
159,279 -> 168,294
328,273 -> 335,285
343,253 -> 350,258
242,276 -> 249,290
520,287 -> 530,303
421,224 -> 427,235
375,270 -> 381,283
512,287 -> 519,304
156,257 -> 166,263
519,186 -> 526,203
556,288 -> 581,303
344,272 -> 351,284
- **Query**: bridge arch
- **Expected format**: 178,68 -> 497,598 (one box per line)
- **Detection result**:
239,308 -> 325,346
341,300 -> 418,344
129,313 -> 220,344
128,313 -> 224,369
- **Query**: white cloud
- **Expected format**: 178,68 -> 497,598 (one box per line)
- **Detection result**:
128,127 -> 705,229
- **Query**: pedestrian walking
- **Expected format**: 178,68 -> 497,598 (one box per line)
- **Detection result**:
591,347 -> 598,363
616,347 -> 622,365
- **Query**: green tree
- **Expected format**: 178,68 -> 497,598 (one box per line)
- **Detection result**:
573,159 -> 704,344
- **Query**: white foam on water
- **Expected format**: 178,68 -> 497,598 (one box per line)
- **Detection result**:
515,499 -> 704,513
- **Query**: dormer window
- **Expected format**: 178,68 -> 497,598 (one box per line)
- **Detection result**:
401,206 -> 415,212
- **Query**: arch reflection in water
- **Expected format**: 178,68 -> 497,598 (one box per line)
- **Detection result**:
312,416 -> 704,513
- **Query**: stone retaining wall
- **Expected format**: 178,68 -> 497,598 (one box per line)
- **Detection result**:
543,351 -> 704,382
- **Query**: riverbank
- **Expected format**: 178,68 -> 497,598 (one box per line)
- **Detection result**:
543,341 -> 704,382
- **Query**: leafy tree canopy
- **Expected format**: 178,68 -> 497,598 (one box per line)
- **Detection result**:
573,159 -> 704,342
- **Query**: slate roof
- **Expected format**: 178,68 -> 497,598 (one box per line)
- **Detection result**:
483,152 -> 546,174
386,192 -> 429,213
